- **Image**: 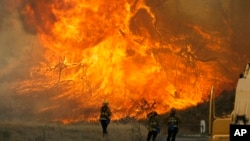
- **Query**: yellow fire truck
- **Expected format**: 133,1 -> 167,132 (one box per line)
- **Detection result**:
209,63 -> 250,141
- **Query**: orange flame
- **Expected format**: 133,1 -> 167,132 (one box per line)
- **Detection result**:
16,0 -> 237,123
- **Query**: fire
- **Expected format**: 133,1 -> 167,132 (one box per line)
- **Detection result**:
14,0 -> 238,123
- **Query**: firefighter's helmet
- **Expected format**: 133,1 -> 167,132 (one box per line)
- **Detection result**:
170,108 -> 176,114
103,100 -> 109,105
148,111 -> 158,117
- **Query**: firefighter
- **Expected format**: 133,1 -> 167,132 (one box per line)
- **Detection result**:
146,111 -> 160,141
166,108 -> 180,141
99,100 -> 112,136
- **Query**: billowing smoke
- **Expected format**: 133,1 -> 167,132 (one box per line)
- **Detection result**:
0,0 -> 44,120
0,0 -> 250,123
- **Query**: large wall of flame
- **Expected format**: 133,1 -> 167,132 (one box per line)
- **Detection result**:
0,0 -> 250,123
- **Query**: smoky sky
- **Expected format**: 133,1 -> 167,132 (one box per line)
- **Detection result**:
0,1 -> 45,82
0,0 -> 44,120
0,0 -> 250,122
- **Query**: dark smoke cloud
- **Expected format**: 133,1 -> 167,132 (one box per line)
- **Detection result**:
18,0 -> 58,34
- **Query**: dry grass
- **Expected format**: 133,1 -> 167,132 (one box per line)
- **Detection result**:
0,121 -> 149,141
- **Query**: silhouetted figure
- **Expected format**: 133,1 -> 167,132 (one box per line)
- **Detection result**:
99,100 -> 112,136
166,108 -> 180,141
146,111 -> 160,141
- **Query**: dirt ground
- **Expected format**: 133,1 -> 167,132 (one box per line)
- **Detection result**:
0,120 -> 210,141
0,121 -> 149,141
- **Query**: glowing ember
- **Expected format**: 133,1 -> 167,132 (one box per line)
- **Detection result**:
3,0 -> 249,124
